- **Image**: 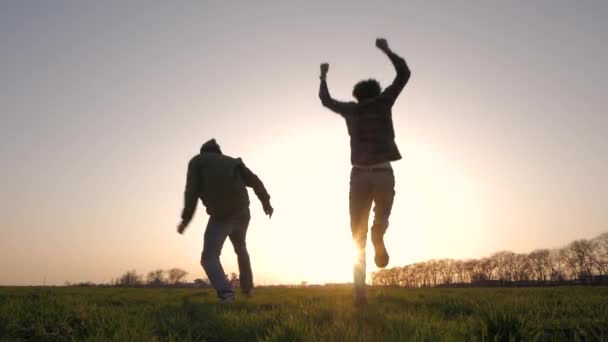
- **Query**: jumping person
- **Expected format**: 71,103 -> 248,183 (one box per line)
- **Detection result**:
319,38 -> 411,304
177,139 -> 273,302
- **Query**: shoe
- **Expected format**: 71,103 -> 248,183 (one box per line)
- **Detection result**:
218,291 -> 236,304
372,234 -> 389,268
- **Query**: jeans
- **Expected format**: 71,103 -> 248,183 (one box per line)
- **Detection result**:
349,168 -> 395,288
201,208 -> 253,299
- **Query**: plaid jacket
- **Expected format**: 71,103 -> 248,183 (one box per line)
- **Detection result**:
319,51 -> 410,165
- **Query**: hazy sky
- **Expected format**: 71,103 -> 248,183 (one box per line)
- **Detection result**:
1,1 -> 607,285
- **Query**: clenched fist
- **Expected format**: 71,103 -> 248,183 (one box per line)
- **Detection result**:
375,38 -> 390,53
320,63 -> 329,80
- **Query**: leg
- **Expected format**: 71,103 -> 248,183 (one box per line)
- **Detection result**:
229,209 -> 253,296
349,169 -> 374,295
371,170 -> 396,268
201,217 -> 234,300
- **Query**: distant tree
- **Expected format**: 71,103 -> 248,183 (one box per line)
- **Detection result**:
73,281 -> 97,287
118,270 -> 143,287
371,269 -> 382,286
427,259 -> 440,286
561,240 -> 595,282
399,266 -> 413,287
146,269 -> 167,286
528,249 -> 552,282
512,253 -> 531,282
371,231 -> 608,288
229,273 -> 240,287
193,278 -> 209,288
381,267 -> 397,286
483,257 -> 498,281
463,259 -> 478,284
438,259 -> 455,285
453,260 -> 467,284
590,233 -> 608,277
492,251 -> 515,282
167,268 -> 188,285
418,262 -> 431,287
471,258 -> 494,282
550,249 -> 567,282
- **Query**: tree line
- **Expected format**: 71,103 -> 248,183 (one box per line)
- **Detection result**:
371,232 -> 608,287
66,268 -> 242,288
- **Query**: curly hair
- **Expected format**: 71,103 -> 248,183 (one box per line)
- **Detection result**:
352,79 -> 381,102
200,138 -> 222,154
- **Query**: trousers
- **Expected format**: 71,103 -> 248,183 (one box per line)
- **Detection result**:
201,208 -> 253,299
349,167 -> 395,288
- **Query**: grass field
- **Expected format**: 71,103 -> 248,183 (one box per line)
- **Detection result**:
1,286 -> 607,341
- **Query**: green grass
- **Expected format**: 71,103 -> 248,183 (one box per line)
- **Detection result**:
1,286 -> 607,341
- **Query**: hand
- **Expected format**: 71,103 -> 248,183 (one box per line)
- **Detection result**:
375,38 -> 389,53
177,221 -> 188,234
263,203 -> 274,219
320,63 -> 329,79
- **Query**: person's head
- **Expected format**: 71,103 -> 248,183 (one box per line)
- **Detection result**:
200,138 -> 222,154
352,79 -> 381,102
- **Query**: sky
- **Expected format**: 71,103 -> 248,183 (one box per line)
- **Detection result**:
1,1 -> 607,286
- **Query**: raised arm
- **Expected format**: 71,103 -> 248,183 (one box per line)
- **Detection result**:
178,158 -> 201,232
376,39 -> 411,105
318,63 -> 355,116
238,160 -> 273,218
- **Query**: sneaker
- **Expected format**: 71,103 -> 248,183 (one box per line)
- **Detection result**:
218,291 -> 236,304
372,235 -> 389,268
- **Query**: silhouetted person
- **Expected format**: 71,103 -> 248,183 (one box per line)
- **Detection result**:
319,38 -> 411,304
177,139 -> 273,302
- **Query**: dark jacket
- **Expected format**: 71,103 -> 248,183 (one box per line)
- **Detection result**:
180,151 -> 270,223
319,51 -> 411,165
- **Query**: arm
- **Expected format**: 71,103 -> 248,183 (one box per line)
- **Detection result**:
178,158 -> 200,232
238,160 -> 273,218
377,39 -> 411,105
318,63 -> 355,116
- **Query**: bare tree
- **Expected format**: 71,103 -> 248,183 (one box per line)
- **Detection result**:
146,269 -> 167,286
371,231 -> 608,288
550,249 -> 568,282
453,260 -> 467,284
371,270 -> 382,286
398,266 -> 411,287
477,258 -> 496,282
427,259 -> 440,286
492,251 -> 515,282
117,270 -> 142,287
167,268 -> 189,285
528,249 -> 551,282
438,259 -> 455,285
561,240 -> 595,282
590,232 -> 608,277
418,262 -> 432,287
512,253 -> 531,282
463,259 -> 478,283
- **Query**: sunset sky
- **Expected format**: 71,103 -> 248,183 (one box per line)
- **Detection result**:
1,1 -> 607,285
